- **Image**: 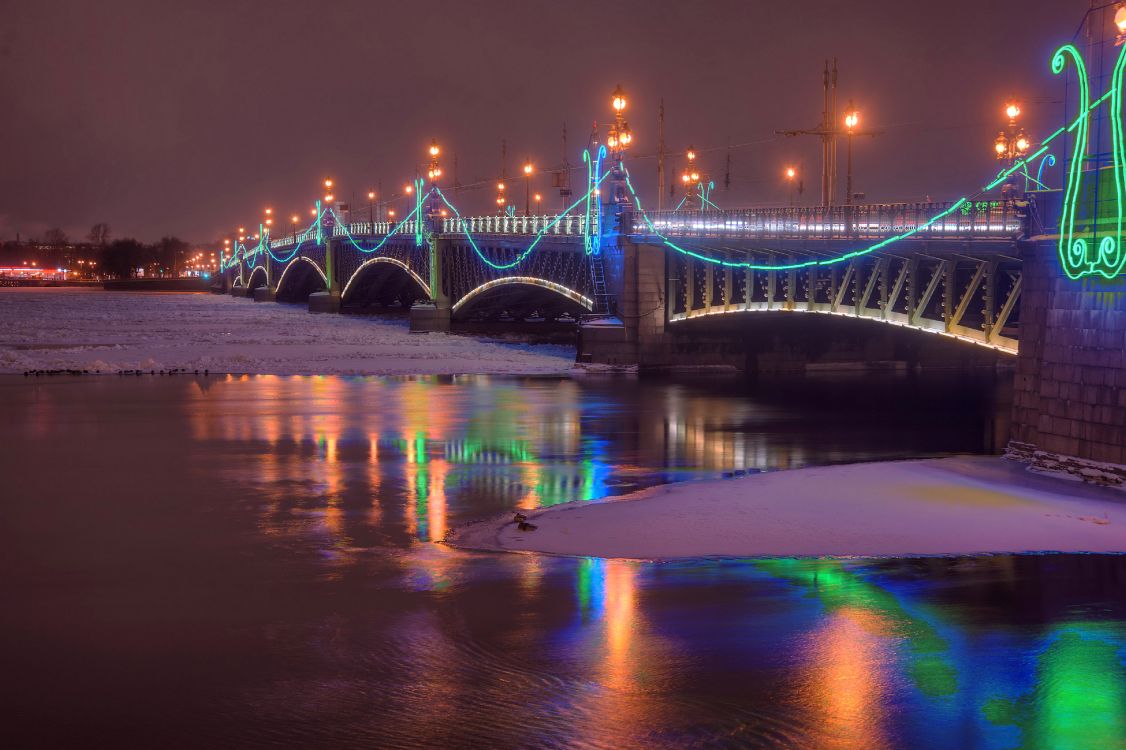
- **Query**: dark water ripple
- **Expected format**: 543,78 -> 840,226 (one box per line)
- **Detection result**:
2,373 -> 1124,749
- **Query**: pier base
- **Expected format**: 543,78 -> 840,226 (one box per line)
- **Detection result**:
307,291 -> 340,314
252,287 -> 276,303
409,303 -> 451,333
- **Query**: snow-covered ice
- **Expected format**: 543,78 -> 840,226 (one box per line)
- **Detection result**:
449,457 -> 1126,558
0,288 -> 575,375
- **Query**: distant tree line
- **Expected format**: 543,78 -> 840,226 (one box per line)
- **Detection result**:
0,223 -> 198,278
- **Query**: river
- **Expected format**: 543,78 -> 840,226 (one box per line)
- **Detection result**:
2,371 -> 1124,748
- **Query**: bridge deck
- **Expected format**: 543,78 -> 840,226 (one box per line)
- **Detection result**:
630,201 -> 1022,242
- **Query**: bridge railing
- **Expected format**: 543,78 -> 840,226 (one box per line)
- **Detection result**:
440,214 -> 591,236
270,226 -> 318,249
630,201 -> 1023,241
330,220 -> 414,239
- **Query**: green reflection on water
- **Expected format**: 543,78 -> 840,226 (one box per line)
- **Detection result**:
757,559 -> 957,698
984,625 -> 1126,749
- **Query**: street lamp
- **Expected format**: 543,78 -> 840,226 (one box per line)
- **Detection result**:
785,166 -> 798,206
496,181 -> 506,213
680,146 -> 703,210
994,101 -> 1031,163
291,214 -> 299,241
367,190 -> 376,226
533,192 -> 543,214
324,178 -> 334,204
607,84 -> 633,158
523,161 -> 534,216
843,103 -> 860,205
427,139 -> 442,183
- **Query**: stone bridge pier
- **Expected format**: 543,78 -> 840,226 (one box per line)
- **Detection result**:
1007,238 -> 1126,482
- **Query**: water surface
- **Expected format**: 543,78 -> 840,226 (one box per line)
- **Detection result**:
2,372 -> 1123,749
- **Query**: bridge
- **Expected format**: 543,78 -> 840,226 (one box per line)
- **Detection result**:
224,190 -> 1027,353
218,35 -> 1126,482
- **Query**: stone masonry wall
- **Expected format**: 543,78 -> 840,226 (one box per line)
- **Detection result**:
1009,239 -> 1126,479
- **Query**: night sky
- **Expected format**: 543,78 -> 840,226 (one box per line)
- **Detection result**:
0,0 -> 1086,243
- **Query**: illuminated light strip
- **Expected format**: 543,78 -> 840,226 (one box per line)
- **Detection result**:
414,178 -> 425,247
668,305 -> 1018,355
266,209 -> 326,263
1037,153 -> 1057,188
1057,39 -> 1092,269
273,255 -> 328,292
624,164 -> 970,270
245,264 -> 267,287
583,147 -> 607,255
617,61 -> 1125,274
450,276 -> 594,313
1051,42 -> 1126,280
433,165 -> 611,270
339,255 -> 431,300
329,200 -> 425,255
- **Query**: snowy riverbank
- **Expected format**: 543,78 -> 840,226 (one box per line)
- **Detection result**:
0,288 -> 575,375
448,457 -> 1126,559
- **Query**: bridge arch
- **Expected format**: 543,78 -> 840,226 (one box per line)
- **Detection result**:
452,276 -> 593,321
275,256 -> 327,303
341,256 -> 431,310
244,265 -> 267,291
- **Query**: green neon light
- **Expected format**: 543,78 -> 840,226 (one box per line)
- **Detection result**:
434,158 -> 611,270
1053,42 -> 1126,279
619,47 -> 1126,277
1055,45 -> 1091,279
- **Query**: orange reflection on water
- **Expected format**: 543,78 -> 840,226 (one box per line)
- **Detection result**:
427,458 -> 448,542
602,560 -> 639,691
367,434 -> 382,526
797,606 -> 897,750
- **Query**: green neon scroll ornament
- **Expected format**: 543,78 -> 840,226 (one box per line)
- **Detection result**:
1053,42 -> 1126,279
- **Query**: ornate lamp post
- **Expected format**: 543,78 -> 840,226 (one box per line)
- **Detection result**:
426,140 -> 442,184
523,161 -> 534,216
680,146 -> 702,210
994,102 -> 1031,164
994,101 -> 1031,197
844,104 -> 860,205
607,84 -> 633,206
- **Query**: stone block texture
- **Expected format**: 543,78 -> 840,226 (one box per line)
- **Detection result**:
1010,239 -> 1126,467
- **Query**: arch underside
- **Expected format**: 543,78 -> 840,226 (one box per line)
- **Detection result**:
668,252 -> 1022,354
672,304 -> 1018,354
452,277 -> 593,321
341,257 -> 430,309
244,265 -> 267,290
275,257 -> 327,302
